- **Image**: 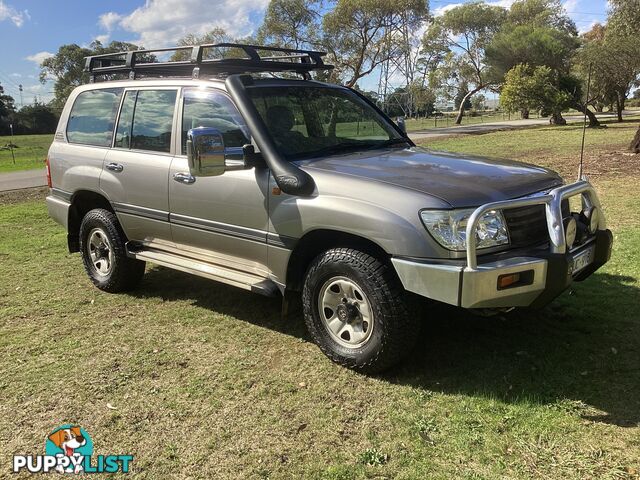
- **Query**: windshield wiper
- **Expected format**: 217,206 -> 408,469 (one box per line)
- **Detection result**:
375,137 -> 412,148
301,142 -> 373,159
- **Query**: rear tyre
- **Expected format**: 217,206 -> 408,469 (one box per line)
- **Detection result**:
79,209 -> 145,293
302,248 -> 419,373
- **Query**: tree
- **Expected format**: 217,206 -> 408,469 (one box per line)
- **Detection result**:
322,0 -> 428,88
424,2 -> 506,125
485,0 -> 583,125
40,40 -> 147,110
500,64 -> 572,119
258,0 -> 321,49
0,84 -> 16,135
576,26 -> 640,122
13,101 -> 59,134
170,28 -> 232,61
606,0 -> 640,151
471,93 -> 486,112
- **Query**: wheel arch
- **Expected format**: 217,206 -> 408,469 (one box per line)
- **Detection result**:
67,190 -> 115,253
285,229 -> 391,292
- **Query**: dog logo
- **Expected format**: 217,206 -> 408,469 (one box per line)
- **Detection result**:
45,425 -> 93,473
46,425 -> 93,473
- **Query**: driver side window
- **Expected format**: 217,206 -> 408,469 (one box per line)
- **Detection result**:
181,89 -> 250,154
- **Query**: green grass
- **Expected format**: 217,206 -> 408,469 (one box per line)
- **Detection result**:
0,133 -> 53,173
421,118 -> 640,159
405,112 -> 542,132
1,125 -> 640,478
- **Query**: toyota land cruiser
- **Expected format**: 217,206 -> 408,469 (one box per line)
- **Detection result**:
45,44 -> 613,372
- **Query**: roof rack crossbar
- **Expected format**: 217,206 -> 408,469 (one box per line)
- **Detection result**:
84,43 -> 333,81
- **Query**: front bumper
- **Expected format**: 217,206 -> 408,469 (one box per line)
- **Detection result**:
392,180 -> 613,309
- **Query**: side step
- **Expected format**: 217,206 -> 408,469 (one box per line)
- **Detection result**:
127,246 -> 280,297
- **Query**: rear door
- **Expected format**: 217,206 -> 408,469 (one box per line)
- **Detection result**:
101,87 -> 179,246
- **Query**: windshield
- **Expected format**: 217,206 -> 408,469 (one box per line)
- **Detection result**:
248,85 -> 405,160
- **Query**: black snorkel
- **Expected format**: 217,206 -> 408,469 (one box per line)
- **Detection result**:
225,74 -> 316,197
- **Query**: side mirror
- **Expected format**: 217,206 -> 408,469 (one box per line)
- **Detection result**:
187,128 -> 259,177
187,127 -> 225,177
395,116 -> 407,135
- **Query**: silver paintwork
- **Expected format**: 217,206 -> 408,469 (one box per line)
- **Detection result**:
46,77 -> 610,309
318,276 -> 374,348
393,256 -> 548,308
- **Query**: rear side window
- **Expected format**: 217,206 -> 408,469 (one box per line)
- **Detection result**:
130,90 -> 177,153
67,88 -> 123,146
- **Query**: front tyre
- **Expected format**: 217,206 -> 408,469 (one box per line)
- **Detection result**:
79,209 -> 145,293
302,248 -> 419,373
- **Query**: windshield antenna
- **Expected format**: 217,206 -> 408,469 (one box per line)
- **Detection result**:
578,63 -> 592,181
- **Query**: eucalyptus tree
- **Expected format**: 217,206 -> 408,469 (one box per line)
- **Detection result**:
321,0 -> 429,88
257,0 -> 322,50
422,2 -> 507,124
485,0 -> 581,125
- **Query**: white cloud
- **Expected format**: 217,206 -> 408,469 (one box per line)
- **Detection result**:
433,0 -> 515,17
25,51 -> 54,65
99,11 -> 122,32
0,0 -> 28,27
10,72 -> 21,78
100,0 -> 270,48
94,34 -> 110,44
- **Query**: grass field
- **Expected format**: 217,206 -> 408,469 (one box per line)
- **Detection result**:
1,122 -> 639,478
0,134 -> 53,173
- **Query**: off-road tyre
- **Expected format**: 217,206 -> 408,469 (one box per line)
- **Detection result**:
302,248 -> 419,374
79,208 -> 145,293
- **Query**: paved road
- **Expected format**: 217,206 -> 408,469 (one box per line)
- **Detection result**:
0,169 -> 47,192
408,113 -> 624,141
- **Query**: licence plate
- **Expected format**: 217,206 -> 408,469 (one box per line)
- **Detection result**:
571,245 -> 595,275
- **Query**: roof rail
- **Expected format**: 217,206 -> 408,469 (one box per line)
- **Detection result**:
84,43 -> 334,82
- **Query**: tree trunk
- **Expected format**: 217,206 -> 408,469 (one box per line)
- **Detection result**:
616,94 -> 625,122
631,125 -> 640,154
521,108 -> 529,119
454,86 -> 484,125
574,103 -> 600,127
549,111 -> 567,125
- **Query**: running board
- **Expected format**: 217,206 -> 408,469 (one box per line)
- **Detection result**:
127,245 -> 279,297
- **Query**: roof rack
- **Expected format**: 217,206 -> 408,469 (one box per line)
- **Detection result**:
84,43 -> 334,82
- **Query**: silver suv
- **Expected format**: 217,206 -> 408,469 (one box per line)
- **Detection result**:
46,44 -> 613,372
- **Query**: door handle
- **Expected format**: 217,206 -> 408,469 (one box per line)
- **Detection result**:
173,172 -> 196,184
105,162 -> 124,172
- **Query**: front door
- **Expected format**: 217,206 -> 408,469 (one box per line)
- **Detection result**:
100,88 -> 179,246
169,87 -> 270,276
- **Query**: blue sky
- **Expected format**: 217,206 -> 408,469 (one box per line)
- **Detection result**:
0,0 -> 610,106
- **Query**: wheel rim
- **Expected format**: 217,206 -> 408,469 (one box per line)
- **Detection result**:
317,276 -> 374,349
87,228 -> 114,277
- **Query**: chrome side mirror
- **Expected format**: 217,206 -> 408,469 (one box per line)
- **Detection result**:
187,127 -> 225,177
395,116 -> 407,135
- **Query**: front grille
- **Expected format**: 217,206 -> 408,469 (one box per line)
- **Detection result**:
504,205 -> 548,248
503,200 -> 570,248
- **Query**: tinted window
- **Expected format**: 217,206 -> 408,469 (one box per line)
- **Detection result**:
248,86 -> 400,159
67,88 -> 122,146
130,90 -> 177,153
181,89 -> 249,154
114,91 -> 136,149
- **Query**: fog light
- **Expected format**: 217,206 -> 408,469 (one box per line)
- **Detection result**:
498,273 -> 520,289
564,217 -> 577,249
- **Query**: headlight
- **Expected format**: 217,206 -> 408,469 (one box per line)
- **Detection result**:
420,209 -> 509,251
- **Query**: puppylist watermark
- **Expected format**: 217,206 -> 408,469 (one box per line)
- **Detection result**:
13,425 -> 133,474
